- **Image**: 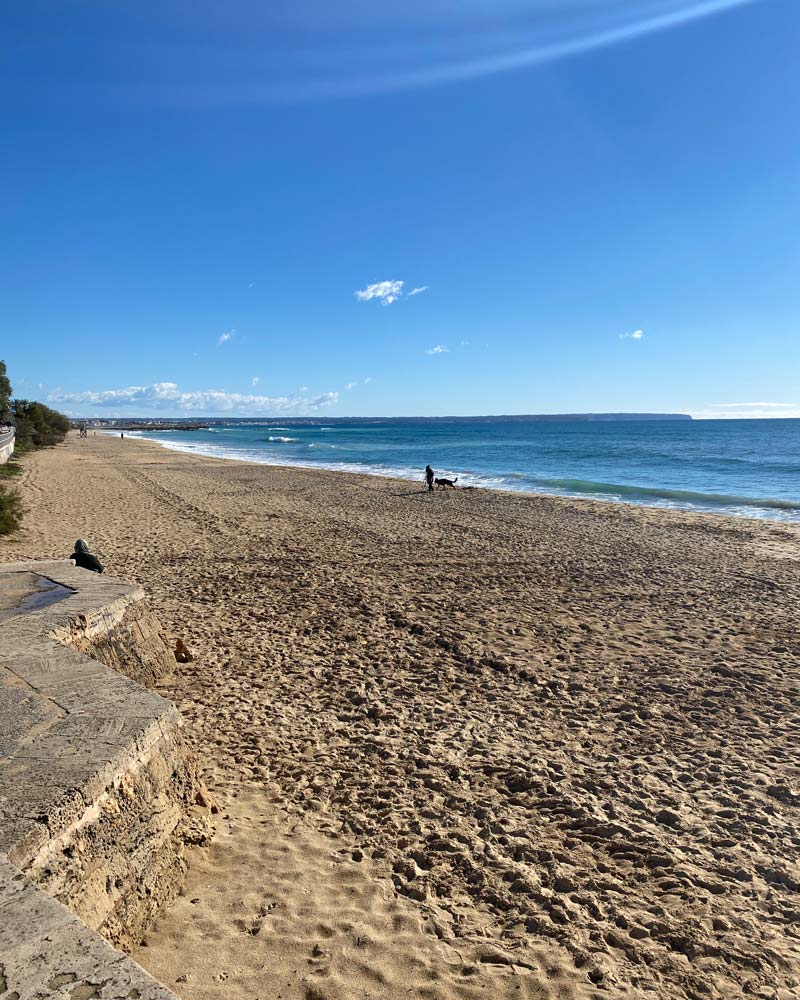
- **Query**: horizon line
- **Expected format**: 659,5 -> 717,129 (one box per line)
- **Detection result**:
72,410 -> 697,421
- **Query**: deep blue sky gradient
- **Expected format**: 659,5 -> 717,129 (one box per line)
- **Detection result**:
1,1 -> 798,417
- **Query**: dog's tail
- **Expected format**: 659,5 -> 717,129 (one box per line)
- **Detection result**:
454,477 -> 458,484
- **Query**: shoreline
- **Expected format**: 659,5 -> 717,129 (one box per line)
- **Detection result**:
4,433 -> 800,999
115,428 -> 800,525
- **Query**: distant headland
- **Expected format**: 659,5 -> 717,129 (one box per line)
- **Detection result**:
76,413 -> 692,431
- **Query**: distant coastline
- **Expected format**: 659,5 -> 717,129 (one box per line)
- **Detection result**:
76,412 -> 692,431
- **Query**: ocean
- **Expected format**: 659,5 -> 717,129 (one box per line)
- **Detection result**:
122,418 -> 800,522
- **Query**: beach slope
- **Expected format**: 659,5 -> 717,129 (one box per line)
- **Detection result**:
3,433 -> 799,1000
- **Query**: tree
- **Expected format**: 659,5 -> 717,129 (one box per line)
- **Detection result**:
12,399 -> 70,451
0,360 -> 11,424
0,363 -> 70,535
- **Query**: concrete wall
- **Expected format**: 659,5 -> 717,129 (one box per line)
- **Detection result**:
0,858 -> 178,1000
0,560 -> 211,999
0,429 -> 14,465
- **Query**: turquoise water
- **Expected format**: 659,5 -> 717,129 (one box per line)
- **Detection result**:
128,418 -> 800,522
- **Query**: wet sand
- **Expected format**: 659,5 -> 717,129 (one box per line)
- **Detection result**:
3,432 -> 799,1000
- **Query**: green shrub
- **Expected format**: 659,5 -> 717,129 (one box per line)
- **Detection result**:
12,399 -> 70,451
0,361 -> 68,534
0,484 -> 23,535
0,461 -> 22,479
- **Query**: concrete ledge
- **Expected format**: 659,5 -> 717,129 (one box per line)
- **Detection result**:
0,560 -> 205,999
0,856 -> 176,1000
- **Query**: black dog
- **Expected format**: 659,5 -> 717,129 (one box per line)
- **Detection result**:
435,476 -> 458,489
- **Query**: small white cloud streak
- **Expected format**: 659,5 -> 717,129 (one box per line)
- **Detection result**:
408,286 -> 428,297
251,376 -> 260,386
355,280 -> 404,306
426,345 -> 449,355
715,401 -> 796,408
159,2 -> 759,106
48,382 -> 339,416
345,381 -> 358,390
218,329 -> 235,346
363,377 -> 372,384
619,329 -> 644,341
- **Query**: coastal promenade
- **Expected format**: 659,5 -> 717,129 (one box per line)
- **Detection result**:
2,433 -> 799,1000
0,559 -> 209,999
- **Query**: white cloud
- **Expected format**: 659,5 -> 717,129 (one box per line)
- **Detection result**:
408,285 -> 428,296
690,401 -> 800,419
251,376 -> 260,386
247,281 -> 255,289
460,339 -> 469,347
426,344 -> 449,355
619,329 -> 644,341
345,381 -> 358,390
48,382 -> 339,416
715,401 -> 796,408
363,376 -> 372,384
355,280 -> 404,305
218,329 -> 235,346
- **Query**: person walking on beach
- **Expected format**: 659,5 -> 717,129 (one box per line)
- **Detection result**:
425,464 -> 435,492
70,539 -> 104,574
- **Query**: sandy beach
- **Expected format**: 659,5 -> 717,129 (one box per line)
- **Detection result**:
3,432 -> 799,1000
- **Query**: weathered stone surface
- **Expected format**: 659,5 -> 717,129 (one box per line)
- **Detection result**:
59,599 -> 176,689
0,571 -> 70,626
0,560 -> 200,998
0,856 -> 177,1000
0,664 -> 65,758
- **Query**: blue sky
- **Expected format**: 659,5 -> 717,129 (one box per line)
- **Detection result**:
1,0 -> 798,418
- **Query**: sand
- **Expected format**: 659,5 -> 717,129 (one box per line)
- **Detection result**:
3,432 -> 799,1000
